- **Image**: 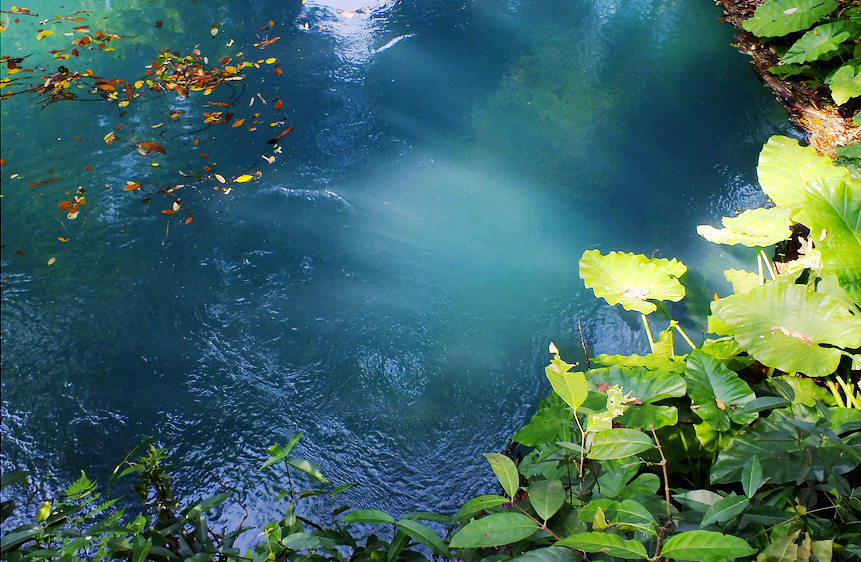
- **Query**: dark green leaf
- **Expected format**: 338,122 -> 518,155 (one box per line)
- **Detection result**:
513,406 -> 574,446
342,510 -> 395,524
454,495 -> 510,523
685,350 -> 757,431
741,456 -> 764,498
700,496 -> 750,526
395,519 -> 450,559
527,480 -> 565,521
556,532 -> 648,559
507,546 -> 581,562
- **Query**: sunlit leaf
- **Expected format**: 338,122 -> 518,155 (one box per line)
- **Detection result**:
482,453 -> 519,498
185,217 -> 194,225
36,29 -> 54,40
232,119 -> 245,128
579,250 -> 685,314
697,207 -> 792,247
124,182 -> 141,191
162,209 -> 176,215
214,174 -> 226,184
827,62 -> 861,105
234,174 -> 253,183
743,0 -> 837,37
275,99 -> 284,111
660,530 -> 755,560
588,428 -> 653,460
58,237 -> 69,242
47,257 -> 56,265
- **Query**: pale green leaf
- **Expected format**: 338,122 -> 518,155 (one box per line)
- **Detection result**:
579,250 -> 685,315
588,428 -> 653,460
697,207 -> 792,247
724,269 -> 761,294
449,512 -> 538,548
710,282 -> 861,376
483,453 -> 520,498
743,0 -> 837,37
827,62 -> 861,105
660,530 -> 756,560
556,532 -> 648,559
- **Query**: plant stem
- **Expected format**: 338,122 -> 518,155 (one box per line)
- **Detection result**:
673,324 -> 696,351
650,426 -> 673,526
641,314 -> 655,354
760,249 -> 777,280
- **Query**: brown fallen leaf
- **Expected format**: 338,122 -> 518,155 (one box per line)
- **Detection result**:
47,257 -> 56,265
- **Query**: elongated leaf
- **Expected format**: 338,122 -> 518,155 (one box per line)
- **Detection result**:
286,458 -> 328,483
660,530 -> 756,560
685,350 -> 757,431
614,500 -> 658,535
262,433 -> 303,469
828,62 -> 861,105
579,250 -> 685,314
395,519 -> 451,558
342,509 -> 395,524
402,511 -> 454,523
588,428 -> 653,460
587,366 -> 686,405
483,454 -> 520,498
528,480 -> 565,521
697,207 -> 792,247
700,496 -> 750,526
186,492 -> 231,518
741,456 -> 764,498
783,22 -> 852,64
743,0 -> 837,37
805,177 -> 861,305
556,532 -> 648,559
710,282 -> 861,377
454,495 -> 510,523
545,359 -> 587,413
756,135 -> 849,221
674,490 -> 723,513
449,512 -> 538,548
507,546 -> 581,562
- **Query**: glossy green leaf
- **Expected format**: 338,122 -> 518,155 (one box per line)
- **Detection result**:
618,404 -> 678,431
342,509 -> 395,524
507,546 -> 581,562
685,350 -> 757,431
514,405 -> 575,446
556,532 -> 648,559
700,496 -> 750,526
743,0 -> 837,37
828,62 -> 861,105
579,250 -> 685,314
528,480 -> 565,521
262,433 -> 303,469
710,282 -> 861,377
448,512 -> 538,548
454,495 -> 510,523
545,356 -> 587,414
286,458 -> 328,483
782,22 -> 852,64
756,135 -> 849,221
741,456 -> 764,498
613,499 -> 658,535
697,207 -> 792,247
483,454 -> 520,498
395,519 -> 450,558
587,365 -> 686,405
660,530 -> 756,560
805,177 -> 861,305
588,428 -> 653,460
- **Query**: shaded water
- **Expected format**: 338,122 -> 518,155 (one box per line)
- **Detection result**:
2,0 -> 795,528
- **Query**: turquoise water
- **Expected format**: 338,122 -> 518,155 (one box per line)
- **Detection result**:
2,0 -> 795,528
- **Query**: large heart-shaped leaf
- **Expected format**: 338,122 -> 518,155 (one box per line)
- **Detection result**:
782,21 -> 853,64
805,177 -> 861,305
742,0 -> 837,37
710,282 -> 861,376
756,135 -> 850,222
449,512 -> 538,548
697,207 -> 792,247
587,365 -> 686,405
685,350 -> 757,431
579,250 -> 685,315
827,62 -> 861,105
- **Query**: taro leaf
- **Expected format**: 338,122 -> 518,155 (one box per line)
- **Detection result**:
700,496 -> 750,527
527,480 -> 565,521
768,375 -> 836,407
588,428 -> 653,460
805,177 -> 861,305
756,135 -> 850,222
710,407 -> 861,484
742,0 -> 837,37
556,532 -> 648,559
395,519 -> 450,558
617,404 -> 678,431
613,499 -> 658,535
579,250 -> 685,315
342,509 -> 395,524
587,366 -> 686,405
545,356 -> 587,413
660,530 -> 756,561
724,269 -> 761,294
697,207 -> 792,247
448,512 -> 538,548
454,495 -> 510,523
685,350 -> 757,432
483,454 -> 520,498
592,353 -> 687,374
827,62 -> 861,105
710,282 -> 861,377
741,456 -> 764,498
782,22 -> 852,64
506,546 -> 581,562
513,405 -> 574,446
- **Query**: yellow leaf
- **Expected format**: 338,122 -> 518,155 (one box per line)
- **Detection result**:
47,257 -> 56,265
134,80 -> 144,89
265,57 -> 277,64
151,163 -> 159,166
36,29 -> 54,40
119,100 -> 129,107
7,68 -> 20,75
234,174 -> 253,183
58,237 -> 69,242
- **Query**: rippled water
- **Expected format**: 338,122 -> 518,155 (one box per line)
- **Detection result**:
2,0 -> 796,531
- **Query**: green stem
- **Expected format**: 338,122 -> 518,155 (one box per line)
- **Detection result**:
641,314 -> 655,354
673,324 -> 697,351
760,249 -> 777,280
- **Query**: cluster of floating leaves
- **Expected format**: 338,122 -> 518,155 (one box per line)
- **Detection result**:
1,6 -> 293,263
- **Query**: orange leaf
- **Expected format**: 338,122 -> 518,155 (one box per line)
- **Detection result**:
58,237 -> 69,242
232,119 -> 245,128
162,209 -> 177,215
274,66 -> 282,76
84,166 -> 94,171
137,141 -> 165,153
275,100 -> 283,111
47,257 -> 56,265
58,201 -> 75,210
124,182 -> 141,191
185,216 -> 194,224
16,250 -> 25,256
29,177 -> 62,187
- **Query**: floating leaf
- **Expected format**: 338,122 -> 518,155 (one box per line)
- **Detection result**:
556,532 -> 648,559
162,209 -> 176,215
697,207 -> 792,247
710,282 -> 861,377
234,174 -> 253,183
36,29 -> 54,40
185,217 -> 193,225
29,177 -> 61,187
58,237 -> 69,242
660,530 -> 756,560
47,257 -> 56,265
275,99 -> 283,111
124,182 -> 141,191
743,0 -> 837,37
232,119 -> 245,127
579,250 -> 685,315
449,512 -> 538,548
